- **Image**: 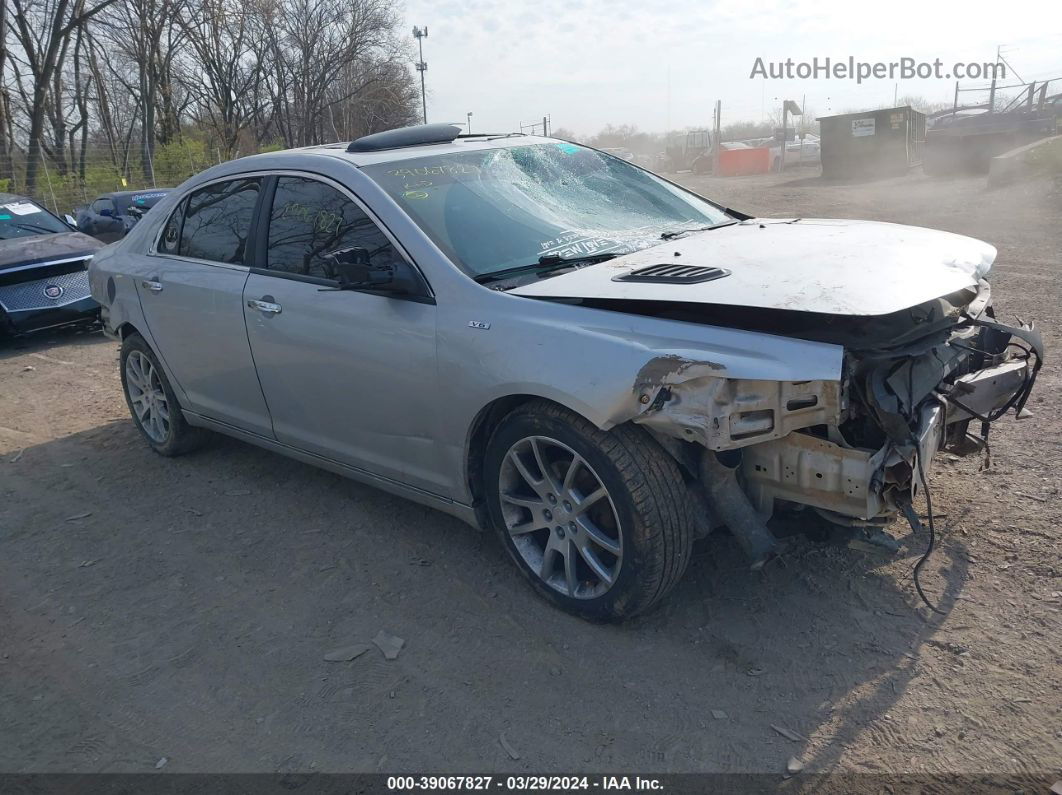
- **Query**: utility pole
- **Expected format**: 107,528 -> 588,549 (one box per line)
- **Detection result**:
413,26 -> 428,124
988,44 -> 999,113
780,102 -> 787,173
779,99 -> 802,173
712,100 -> 721,175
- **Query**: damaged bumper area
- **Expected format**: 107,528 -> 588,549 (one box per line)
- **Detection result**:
634,306 -> 1043,526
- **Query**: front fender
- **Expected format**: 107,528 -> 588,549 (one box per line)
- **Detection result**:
437,293 -> 844,503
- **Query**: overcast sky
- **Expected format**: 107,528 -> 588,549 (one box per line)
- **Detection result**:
401,0 -> 1062,136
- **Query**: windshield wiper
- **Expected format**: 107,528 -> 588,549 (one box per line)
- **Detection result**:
660,220 -> 739,240
14,222 -> 56,235
474,252 -> 619,284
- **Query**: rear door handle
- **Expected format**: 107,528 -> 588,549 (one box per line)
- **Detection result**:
247,298 -> 282,315
141,280 -> 163,293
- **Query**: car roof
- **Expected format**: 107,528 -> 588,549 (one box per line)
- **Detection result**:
231,134 -> 557,170
102,189 -> 172,199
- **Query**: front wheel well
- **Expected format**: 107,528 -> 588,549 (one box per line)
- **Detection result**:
465,395 -> 699,529
467,395 -> 547,527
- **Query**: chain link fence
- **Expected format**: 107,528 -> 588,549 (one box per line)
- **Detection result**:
0,138 -> 239,216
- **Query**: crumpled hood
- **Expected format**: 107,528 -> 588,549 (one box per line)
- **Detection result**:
0,231 -> 102,271
509,219 -> 996,316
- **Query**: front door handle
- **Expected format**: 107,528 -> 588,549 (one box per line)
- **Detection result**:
141,280 -> 163,293
247,298 -> 282,315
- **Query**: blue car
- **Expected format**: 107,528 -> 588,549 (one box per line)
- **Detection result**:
75,189 -> 171,243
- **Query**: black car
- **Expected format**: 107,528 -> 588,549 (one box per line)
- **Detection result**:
0,193 -> 102,335
74,188 -> 171,242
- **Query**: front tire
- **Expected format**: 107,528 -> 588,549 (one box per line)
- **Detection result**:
484,400 -> 695,620
120,333 -> 208,456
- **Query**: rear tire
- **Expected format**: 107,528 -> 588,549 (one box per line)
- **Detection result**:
484,400 -> 695,620
120,333 -> 208,456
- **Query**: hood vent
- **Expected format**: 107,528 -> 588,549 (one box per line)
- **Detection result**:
613,263 -> 730,284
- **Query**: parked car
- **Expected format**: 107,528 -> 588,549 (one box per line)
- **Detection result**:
89,124 -> 1042,620
75,189 -> 171,243
600,147 -> 635,162
768,133 -> 821,170
0,193 -> 102,336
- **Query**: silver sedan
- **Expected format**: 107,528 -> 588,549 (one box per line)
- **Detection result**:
89,124 -> 1041,620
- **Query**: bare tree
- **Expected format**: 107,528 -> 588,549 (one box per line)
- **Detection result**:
0,0 -> 18,186
95,0 -> 186,180
5,0 -> 119,192
0,0 -> 418,202
177,0 -> 262,157
258,0 -> 403,148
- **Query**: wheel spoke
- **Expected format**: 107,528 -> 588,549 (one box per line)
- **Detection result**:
508,513 -> 549,536
563,539 -> 578,596
573,486 -> 607,516
578,516 -> 622,557
539,543 -> 557,580
500,492 -> 544,510
508,449 -> 546,495
529,438 -> 558,491
131,397 -> 149,420
576,539 -> 614,585
127,354 -> 143,385
561,454 -> 583,493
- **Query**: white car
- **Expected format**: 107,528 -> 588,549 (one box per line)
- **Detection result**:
770,134 -> 821,170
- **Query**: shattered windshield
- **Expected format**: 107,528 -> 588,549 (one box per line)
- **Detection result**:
362,142 -> 730,277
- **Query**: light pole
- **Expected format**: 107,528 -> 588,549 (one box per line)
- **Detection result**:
412,26 -> 428,124
466,112 -> 473,134
778,99 -> 802,172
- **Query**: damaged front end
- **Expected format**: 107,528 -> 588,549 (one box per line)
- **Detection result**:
630,279 -> 1043,556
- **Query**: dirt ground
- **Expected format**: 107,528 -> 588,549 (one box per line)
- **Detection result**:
1,169 -> 1060,779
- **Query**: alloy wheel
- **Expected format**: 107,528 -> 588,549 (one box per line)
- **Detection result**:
498,435 -> 623,599
125,350 -> 170,444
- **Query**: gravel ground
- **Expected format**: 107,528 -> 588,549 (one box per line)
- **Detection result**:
1,169 -> 1059,778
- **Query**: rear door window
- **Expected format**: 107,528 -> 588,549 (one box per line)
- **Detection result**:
177,178 -> 261,264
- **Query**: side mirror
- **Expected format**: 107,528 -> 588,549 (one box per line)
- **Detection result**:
99,207 -> 113,217
64,214 -> 77,228
326,247 -> 394,290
